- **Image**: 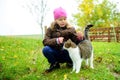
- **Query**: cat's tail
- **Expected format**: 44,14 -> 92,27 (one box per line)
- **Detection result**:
84,24 -> 93,40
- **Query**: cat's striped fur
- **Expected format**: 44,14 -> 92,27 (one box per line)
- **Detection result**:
63,25 -> 94,73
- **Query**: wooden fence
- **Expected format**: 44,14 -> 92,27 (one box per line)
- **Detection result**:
89,27 -> 120,42
44,26 -> 120,42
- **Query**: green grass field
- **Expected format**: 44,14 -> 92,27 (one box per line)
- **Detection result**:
0,36 -> 120,80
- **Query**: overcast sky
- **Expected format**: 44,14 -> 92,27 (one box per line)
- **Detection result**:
0,0 -> 119,35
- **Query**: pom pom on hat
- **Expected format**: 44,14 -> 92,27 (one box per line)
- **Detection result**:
53,7 -> 67,19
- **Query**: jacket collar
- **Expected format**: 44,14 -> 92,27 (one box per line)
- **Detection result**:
55,24 -> 67,30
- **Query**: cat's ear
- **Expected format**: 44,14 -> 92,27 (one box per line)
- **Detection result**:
68,39 -> 72,41
69,39 -> 77,48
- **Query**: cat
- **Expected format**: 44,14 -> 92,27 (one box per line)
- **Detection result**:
63,24 -> 94,73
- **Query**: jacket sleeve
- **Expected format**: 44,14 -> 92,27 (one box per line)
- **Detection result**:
60,27 -> 82,44
70,31 -> 84,45
60,27 -> 76,37
42,28 -> 58,46
62,27 -> 84,44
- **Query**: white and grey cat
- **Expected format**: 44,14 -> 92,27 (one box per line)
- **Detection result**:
63,25 -> 94,73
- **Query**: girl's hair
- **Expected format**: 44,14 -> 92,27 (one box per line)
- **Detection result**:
50,21 -> 73,30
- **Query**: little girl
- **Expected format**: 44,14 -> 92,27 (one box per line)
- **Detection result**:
42,7 -> 84,73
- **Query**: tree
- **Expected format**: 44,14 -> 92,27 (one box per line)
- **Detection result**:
21,0 -> 48,38
73,0 -> 120,28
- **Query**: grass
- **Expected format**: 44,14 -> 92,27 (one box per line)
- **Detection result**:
0,36 -> 120,80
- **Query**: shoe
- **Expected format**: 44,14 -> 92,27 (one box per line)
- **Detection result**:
66,63 -> 73,68
44,62 -> 60,73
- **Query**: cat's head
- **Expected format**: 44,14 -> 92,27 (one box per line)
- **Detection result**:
63,39 -> 77,49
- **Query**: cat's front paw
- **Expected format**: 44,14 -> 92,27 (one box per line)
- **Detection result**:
90,66 -> 94,69
70,71 -> 73,73
75,71 -> 79,73
75,70 -> 80,73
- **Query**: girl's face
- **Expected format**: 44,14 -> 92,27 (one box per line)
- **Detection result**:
55,17 -> 67,27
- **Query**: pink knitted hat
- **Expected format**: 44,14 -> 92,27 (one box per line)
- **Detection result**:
53,7 -> 67,19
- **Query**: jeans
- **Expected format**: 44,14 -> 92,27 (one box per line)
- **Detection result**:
42,46 -> 72,64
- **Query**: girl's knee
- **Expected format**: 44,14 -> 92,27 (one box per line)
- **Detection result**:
42,46 -> 52,55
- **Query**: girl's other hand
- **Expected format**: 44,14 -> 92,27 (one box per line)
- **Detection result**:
58,37 -> 64,43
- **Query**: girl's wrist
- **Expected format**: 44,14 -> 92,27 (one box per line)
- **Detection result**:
56,38 -> 60,44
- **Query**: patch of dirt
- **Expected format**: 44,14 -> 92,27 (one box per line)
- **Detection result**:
113,72 -> 120,79
107,64 -> 120,79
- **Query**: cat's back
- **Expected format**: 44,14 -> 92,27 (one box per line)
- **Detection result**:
79,40 -> 92,48
78,40 -> 92,59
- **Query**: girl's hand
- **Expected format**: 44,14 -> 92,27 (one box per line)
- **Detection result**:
76,31 -> 84,40
58,37 -> 64,43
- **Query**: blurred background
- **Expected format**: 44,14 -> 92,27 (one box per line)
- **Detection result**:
0,0 -> 120,35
